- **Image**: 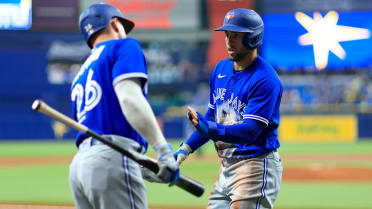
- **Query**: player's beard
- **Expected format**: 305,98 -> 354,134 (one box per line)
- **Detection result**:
229,49 -> 250,62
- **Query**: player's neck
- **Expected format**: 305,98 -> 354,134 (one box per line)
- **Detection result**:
234,50 -> 257,71
92,34 -> 119,48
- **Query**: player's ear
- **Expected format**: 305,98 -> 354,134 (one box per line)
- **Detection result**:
111,18 -> 120,33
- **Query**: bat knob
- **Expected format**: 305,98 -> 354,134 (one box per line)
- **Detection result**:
32,99 -> 41,111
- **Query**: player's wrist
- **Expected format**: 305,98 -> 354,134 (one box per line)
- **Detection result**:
179,142 -> 193,155
154,143 -> 173,157
174,142 -> 192,164
194,112 -> 209,136
194,112 -> 225,140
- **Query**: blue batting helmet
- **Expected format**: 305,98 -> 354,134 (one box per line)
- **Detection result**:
79,3 -> 135,48
215,8 -> 264,49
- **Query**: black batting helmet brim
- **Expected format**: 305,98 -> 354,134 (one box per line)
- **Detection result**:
118,17 -> 135,34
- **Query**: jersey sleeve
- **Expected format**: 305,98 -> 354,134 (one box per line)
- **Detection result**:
112,39 -> 148,87
243,78 -> 282,126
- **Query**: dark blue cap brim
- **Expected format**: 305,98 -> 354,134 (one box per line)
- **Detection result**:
215,25 -> 254,33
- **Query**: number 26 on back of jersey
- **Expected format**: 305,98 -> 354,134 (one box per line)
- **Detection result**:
71,69 -> 102,123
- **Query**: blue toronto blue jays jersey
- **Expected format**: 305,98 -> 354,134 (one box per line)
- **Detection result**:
209,56 -> 283,158
71,38 -> 148,150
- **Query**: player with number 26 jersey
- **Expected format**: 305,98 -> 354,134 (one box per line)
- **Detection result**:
70,4 -> 178,209
71,38 -> 148,150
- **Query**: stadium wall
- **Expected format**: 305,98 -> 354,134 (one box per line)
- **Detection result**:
0,32 -> 371,141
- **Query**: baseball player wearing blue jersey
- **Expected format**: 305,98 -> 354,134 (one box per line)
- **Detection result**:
175,9 -> 283,209
69,4 -> 179,209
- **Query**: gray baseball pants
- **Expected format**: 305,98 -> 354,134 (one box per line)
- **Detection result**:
69,135 -> 147,209
207,151 -> 283,209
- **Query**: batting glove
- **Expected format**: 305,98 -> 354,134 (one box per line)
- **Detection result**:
140,166 -> 162,183
173,143 -> 193,165
195,112 -> 225,140
154,143 -> 180,186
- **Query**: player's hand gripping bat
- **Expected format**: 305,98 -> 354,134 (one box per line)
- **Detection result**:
32,99 -> 205,197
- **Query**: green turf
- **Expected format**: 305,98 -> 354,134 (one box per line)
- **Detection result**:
276,182 -> 372,209
0,141 -> 77,157
171,140 -> 372,155
1,160 -> 371,208
1,139 -> 371,157
278,140 -> 372,154
0,140 -> 372,208
0,164 -> 72,204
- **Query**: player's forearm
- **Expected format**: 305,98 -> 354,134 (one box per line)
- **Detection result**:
221,121 -> 265,143
114,79 -> 166,148
184,131 -> 209,152
195,112 -> 265,144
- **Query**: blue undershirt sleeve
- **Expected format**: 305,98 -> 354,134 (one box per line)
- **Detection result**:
219,119 -> 266,144
194,111 -> 266,144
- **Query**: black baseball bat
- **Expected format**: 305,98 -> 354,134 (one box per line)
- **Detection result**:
31,99 -> 204,197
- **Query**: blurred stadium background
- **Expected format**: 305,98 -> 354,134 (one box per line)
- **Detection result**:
0,0 -> 372,208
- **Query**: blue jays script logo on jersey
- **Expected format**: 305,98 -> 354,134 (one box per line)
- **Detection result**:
213,88 -> 246,125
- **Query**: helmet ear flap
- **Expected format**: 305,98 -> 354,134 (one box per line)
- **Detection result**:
242,34 -> 252,49
242,32 -> 263,50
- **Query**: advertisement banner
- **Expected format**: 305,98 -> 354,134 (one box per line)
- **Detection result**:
279,115 -> 357,142
261,11 -> 372,70
0,0 -> 32,30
